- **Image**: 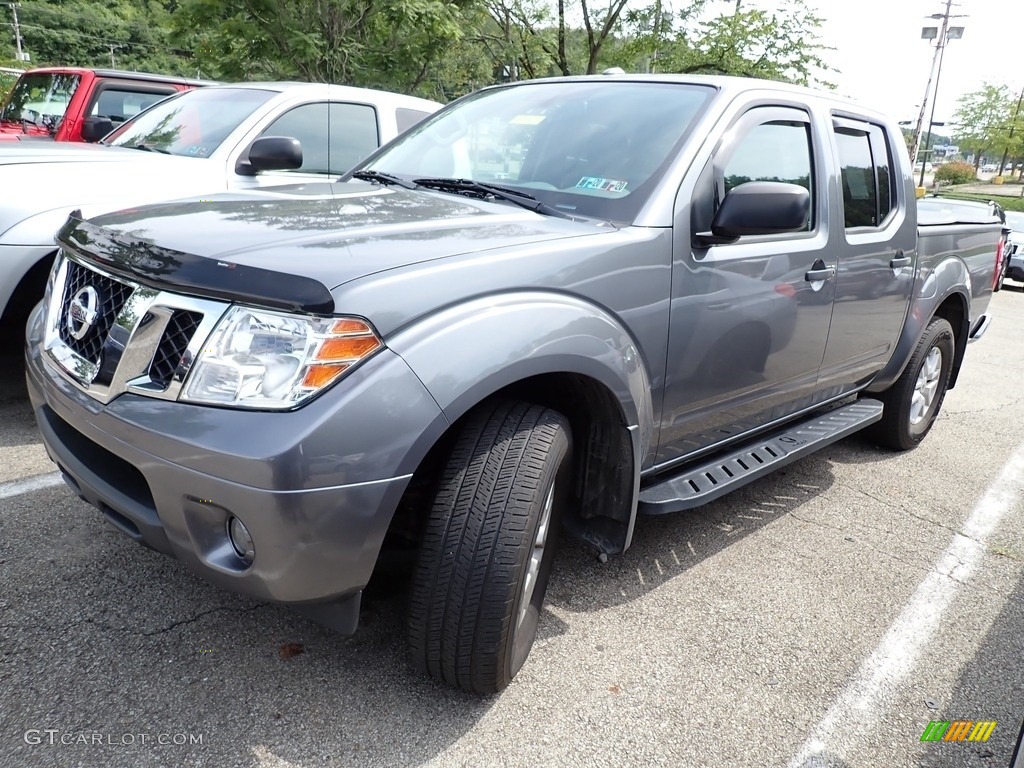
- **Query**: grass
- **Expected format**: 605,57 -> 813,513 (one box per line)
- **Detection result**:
934,190 -> 1024,212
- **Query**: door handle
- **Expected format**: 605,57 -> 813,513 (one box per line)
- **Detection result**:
890,256 -> 912,269
805,266 -> 835,282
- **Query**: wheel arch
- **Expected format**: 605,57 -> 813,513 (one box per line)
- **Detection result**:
384,292 -> 655,557
866,285 -> 970,394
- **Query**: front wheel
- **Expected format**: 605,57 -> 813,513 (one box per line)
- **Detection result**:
408,400 -> 572,693
868,317 -> 954,451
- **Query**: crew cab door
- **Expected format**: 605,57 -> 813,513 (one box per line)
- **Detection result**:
816,117 -> 916,391
657,104 -> 835,465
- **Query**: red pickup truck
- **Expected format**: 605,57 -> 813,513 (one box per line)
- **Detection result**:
0,67 -> 210,143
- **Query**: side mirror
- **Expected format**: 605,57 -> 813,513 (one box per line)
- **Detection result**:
695,181 -> 811,247
81,116 -> 114,143
235,136 -> 303,176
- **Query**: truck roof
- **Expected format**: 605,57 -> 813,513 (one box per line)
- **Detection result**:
16,66 -> 215,88
490,73 -> 893,124
198,81 -> 443,112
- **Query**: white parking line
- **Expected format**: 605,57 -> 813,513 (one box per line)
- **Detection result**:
0,471 -> 63,501
788,439 -> 1024,767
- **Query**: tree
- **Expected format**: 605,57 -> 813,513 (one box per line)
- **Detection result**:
171,0 -> 472,95
621,0 -> 833,86
12,1 -> 193,75
952,83 -> 1020,171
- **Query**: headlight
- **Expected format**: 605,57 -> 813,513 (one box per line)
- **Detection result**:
180,306 -> 382,409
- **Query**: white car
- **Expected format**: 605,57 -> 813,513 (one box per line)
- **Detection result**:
982,163 -> 998,172
0,82 -> 442,330
1001,212 -> 1024,288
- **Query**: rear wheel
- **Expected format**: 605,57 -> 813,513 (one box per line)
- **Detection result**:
408,400 -> 572,693
868,317 -> 954,450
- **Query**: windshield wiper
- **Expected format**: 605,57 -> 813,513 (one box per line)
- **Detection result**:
131,142 -> 171,154
412,177 -> 575,220
351,169 -> 419,189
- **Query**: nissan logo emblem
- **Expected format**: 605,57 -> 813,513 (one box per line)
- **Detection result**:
66,285 -> 101,341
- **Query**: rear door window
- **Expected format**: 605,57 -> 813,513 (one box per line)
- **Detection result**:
834,119 -> 897,229
89,85 -> 177,128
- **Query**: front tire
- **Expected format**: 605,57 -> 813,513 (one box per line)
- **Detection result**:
869,317 -> 954,450
408,400 -> 572,693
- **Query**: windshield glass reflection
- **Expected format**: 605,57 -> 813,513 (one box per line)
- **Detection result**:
106,87 -> 276,158
358,80 -> 713,224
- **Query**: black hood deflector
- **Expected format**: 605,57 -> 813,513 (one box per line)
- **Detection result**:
57,213 -> 336,315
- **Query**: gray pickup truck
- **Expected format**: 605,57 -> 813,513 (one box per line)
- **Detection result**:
24,75 -> 1004,693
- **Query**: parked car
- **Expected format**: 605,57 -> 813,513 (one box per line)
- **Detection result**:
982,163 -> 998,172
24,75 -> 1003,693
0,82 -> 442,335
0,67 -> 211,142
1001,211 -> 1024,287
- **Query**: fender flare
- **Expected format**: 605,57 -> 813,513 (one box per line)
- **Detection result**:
387,290 -> 655,449
867,256 -> 971,393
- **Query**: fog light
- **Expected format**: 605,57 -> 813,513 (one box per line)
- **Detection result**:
227,516 -> 255,563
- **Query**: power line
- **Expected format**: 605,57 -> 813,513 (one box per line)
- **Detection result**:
6,21 -> 193,57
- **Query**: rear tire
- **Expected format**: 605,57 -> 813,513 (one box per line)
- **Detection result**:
868,317 -> 954,451
408,400 -> 572,693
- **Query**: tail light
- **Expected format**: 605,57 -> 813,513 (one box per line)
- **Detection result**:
993,229 -> 1009,290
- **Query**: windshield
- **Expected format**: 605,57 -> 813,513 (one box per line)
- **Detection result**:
355,80 -> 713,223
105,87 -> 276,158
0,72 -> 80,130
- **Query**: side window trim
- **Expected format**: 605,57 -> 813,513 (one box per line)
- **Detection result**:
867,125 -> 897,226
86,82 -> 179,126
832,115 -> 897,231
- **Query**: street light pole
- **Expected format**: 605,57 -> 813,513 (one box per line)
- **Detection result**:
910,26 -> 944,166
917,0 -> 965,188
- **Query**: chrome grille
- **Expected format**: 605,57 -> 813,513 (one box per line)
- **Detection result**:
58,260 -> 134,364
43,253 -> 227,404
148,310 -> 203,388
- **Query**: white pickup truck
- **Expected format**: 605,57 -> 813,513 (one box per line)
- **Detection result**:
0,82 -> 441,333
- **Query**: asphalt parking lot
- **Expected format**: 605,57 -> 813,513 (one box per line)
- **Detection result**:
1,289 -> 1023,768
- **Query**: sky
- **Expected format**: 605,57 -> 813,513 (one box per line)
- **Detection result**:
753,0 -> 1024,130
813,0 -> 1024,126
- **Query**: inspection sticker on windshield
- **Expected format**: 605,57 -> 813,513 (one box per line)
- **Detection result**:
576,176 -> 627,193
511,114 -> 546,125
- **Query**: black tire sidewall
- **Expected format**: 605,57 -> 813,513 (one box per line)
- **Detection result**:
506,428 -> 571,679
889,318 -> 955,448
408,401 -> 573,693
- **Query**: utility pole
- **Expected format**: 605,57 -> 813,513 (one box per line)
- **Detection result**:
910,0 -> 966,186
3,2 -> 25,62
909,22 -> 945,167
107,44 -> 122,69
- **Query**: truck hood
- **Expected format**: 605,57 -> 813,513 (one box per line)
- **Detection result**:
0,141 -> 173,165
64,182 -> 605,312
0,149 -> 225,240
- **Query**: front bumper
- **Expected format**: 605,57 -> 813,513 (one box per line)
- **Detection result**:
25,304 -> 448,633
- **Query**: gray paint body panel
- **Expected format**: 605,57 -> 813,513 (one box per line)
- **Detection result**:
23,75 -> 1004,626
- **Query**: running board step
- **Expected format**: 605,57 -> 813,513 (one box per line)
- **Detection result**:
638,399 -> 884,515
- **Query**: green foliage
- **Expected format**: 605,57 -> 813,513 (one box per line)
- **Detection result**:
10,1 -> 195,76
171,0 -> 472,95
952,83 -> 1023,168
934,161 -> 978,185
622,0 -> 834,86
1,0 -> 838,101
0,60 -> 22,105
